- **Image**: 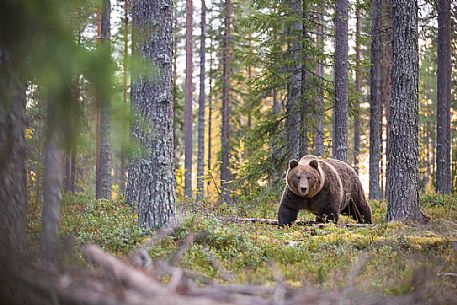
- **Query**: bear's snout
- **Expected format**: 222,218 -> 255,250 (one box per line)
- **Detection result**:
300,187 -> 308,194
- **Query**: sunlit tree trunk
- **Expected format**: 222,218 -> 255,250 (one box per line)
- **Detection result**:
128,0 -> 176,229
333,0 -> 348,162
436,0 -> 452,194
207,37 -> 214,190
387,0 -> 428,223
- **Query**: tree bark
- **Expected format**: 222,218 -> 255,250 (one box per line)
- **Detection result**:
0,44 -> 29,305
196,0 -> 206,201
119,0 -> 129,198
220,0 -> 232,202
435,0 -> 452,194
97,0 -> 112,199
207,37 -> 214,189
128,0 -> 176,229
386,0 -> 427,223
41,96 -> 64,262
369,0 -> 382,199
285,0 -> 303,161
333,0 -> 348,162
353,0 -> 361,174
314,2 -> 325,157
184,0 -> 193,199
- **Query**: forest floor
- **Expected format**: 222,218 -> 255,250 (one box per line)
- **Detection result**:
27,192 -> 457,303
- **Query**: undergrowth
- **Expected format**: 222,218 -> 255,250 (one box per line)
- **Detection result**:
27,192 -> 457,300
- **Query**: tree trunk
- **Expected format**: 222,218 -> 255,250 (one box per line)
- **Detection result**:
207,37 -> 213,189
386,0 -> 427,223
128,0 -> 176,229
119,0 -> 129,198
435,0 -> 452,194
97,0 -> 112,199
95,10 -> 102,198
369,0 -> 382,199
196,0 -> 206,201
220,0 -> 232,202
314,2 -> 325,157
184,0 -> 193,199
332,0 -> 348,162
285,0 -> 303,160
353,0 -> 361,174
41,96 -> 64,262
0,45 -> 28,304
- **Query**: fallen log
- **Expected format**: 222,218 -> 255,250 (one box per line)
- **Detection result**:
218,217 -> 373,228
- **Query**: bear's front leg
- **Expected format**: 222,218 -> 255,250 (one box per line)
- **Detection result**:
278,203 -> 298,226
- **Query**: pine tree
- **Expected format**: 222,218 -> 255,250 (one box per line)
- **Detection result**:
386,0 -> 428,223
333,0 -> 349,162
196,0 -> 206,201
184,0 -> 193,199
128,0 -> 176,229
435,0 -> 452,194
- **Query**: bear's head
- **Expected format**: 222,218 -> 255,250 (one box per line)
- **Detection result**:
286,158 -> 324,198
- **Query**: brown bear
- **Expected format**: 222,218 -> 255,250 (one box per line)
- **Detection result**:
278,155 -> 372,225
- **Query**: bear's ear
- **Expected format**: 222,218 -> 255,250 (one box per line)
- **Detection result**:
309,160 -> 319,169
289,159 -> 299,170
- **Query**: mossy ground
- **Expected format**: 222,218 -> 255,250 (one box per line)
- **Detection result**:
28,193 -> 457,297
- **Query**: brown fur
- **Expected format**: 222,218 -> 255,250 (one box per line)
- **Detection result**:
278,155 -> 372,225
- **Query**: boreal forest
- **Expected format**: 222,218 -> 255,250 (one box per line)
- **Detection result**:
1,0 -> 457,304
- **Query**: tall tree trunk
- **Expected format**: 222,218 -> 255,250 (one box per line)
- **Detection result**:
119,0 -> 129,198
285,0 -> 303,161
41,96 -> 64,262
207,37 -> 213,189
196,0 -> 206,201
184,0 -> 193,199
380,0 -> 393,198
353,0 -> 361,174
369,0 -> 382,199
128,0 -> 175,229
333,0 -> 348,162
386,0 -> 427,223
0,45 -> 28,304
95,10 -> 102,198
97,0 -> 112,199
314,2 -> 325,157
220,0 -> 232,202
299,1 -> 308,157
436,0 -> 452,194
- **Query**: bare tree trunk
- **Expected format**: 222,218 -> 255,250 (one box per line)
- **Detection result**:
333,0 -> 348,162
369,0 -> 382,199
285,0 -> 303,160
220,0 -> 232,202
207,37 -> 213,189
387,0 -> 427,223
353,0 -> 361,174
119,0 -> 129,198
314,2 -> 325,157
95,10 -> 102,198
41,96 -> 64,262
97,0 -> 112,199
0,45 -> 28,304
380,0 -> 392,198
128,0 -> 176,229
436,0 -> 452,194
196,0 -> 206,201
184,0 -> 193,199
